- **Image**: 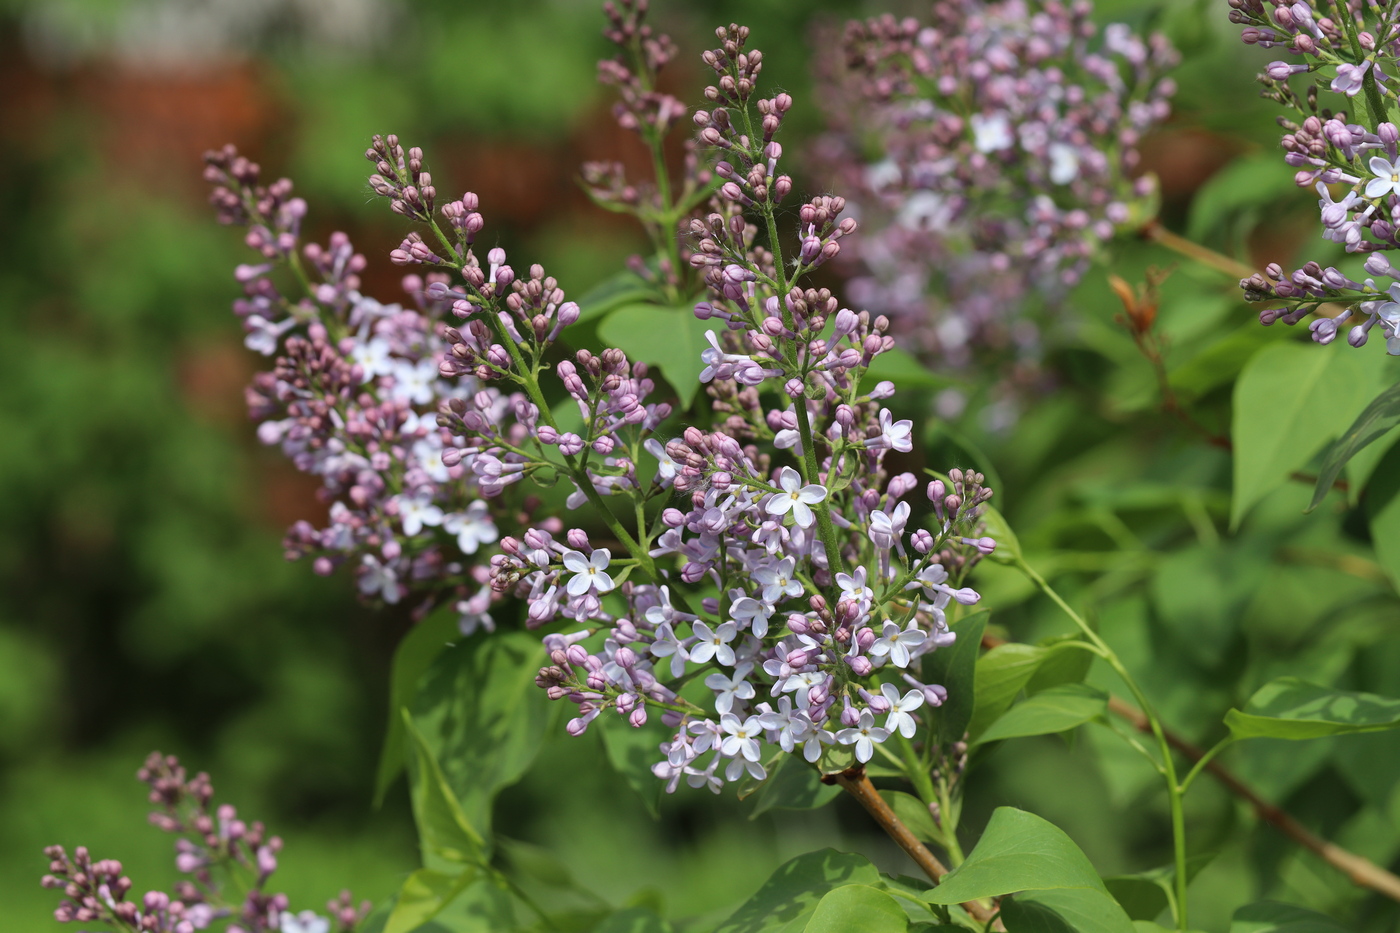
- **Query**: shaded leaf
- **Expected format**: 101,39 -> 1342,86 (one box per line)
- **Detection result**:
599,714 -> 669,818
1229,900 -> 1351,933
750,754 -> 841,818
979,506 -> 1023,566
968,644 -> 1048,741
1308,380 -> 1400,510
805,884 -> 910,933
374,605 -> 462,806
878,790 -> 941,845
594,907 -> 674,933
1000,889 -> 1135,933
1150,544 -> 1262,668
974,684 -> 1108,746
411,631 -> 552,843
1225,677 -> 1400,740
574,270 -> 659,322
922,612 -> 987,747
867,346 -> 955,391
1103,877 -> 1170,923
713,850 -> 881,933
599,303 -> 712,407
1365,437 -> 1400,589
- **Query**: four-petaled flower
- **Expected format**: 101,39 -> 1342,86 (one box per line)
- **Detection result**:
280,911 -> 331,933
443,500 -> 498,554
880,683 -> 926,738
837,709 -> 891,763
754,557 -> 803,604
562,549 -> 616,595
396,493 -> 445,536
869,620 -> 927,668
689,621 -> 737,666
719,712 -> 764,761
765,467 -> 827,528
1366,156 -> 1400,200
706,663 -> 757,714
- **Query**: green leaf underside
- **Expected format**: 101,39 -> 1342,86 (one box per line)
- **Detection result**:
713,850 -> 881,933
975,684 -> 1108,745
598,303 -> 712,408
804,884 -> 910,933
374,605 -> 462,806
1309,380 -> 1400,510
1224,677 -> 1400,740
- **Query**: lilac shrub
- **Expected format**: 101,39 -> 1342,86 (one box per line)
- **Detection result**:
1231,0 -> 1400,352
813,0 -> 1175,370
42,753 -> 368,933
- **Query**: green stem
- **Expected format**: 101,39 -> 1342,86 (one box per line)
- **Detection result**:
1014,556 -> 1191,930
1177,736 -> 1234,796
794,399 -> 845,586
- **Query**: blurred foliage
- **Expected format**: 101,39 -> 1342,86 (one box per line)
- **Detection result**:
2,0 -> 1400,931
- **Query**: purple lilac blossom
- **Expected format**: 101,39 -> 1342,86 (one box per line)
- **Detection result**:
1230,0 -> 1400,352
41,752 -> 369,933
507,24 -> 999,793
811,0 -> 1176,371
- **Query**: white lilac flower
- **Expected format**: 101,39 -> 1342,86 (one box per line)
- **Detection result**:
456,585 -> 495,637
280,911 -> 330,933
765,467 -> 827,528
837,709 -> 891,763
707,663 -> 757,714
443,501 -> 498,554
1048,143 -> 1079,185
648,623 -> 690,678
396,494 -> 445,536
690,621 -> 738,666
562,548 -> 616,596
781,669 -> 826,708
754,556 -> 803,603
836,567 -> 874,608
880,682 -> 925,738
971,113 -> 1014,152
719,712 -> 764,761
866,409 -> 913,452
1366,156 -> 1400,199
358,555 -> 401,604
388,357 -> 441,405
869,620 -> 926,668
868,501 -> 910,552
243,314 -> 296,355
411,438 -> 451,483
643,438 -> 680,484
347,335 -> 394,381
730,595 -> 774,637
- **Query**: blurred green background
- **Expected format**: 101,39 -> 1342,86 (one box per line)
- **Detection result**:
2,0 -> 1398,930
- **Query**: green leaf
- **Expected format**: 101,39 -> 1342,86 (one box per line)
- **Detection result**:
927,808 -> 1119,907
805,885 -> 910,933
1000,889 -> 1135,933
1187,152 -> 1301,245
1308,380 -> 1400,510
1103,877 -> 1170,923
1365,437 -> 1400,589
599,714 -> 669,818
411,631 -> 552,843
974,684 -> 1108,746
866,346 -> 954,391
713,849 -> 882,933
978,506 -> 1023,566
921,612 -> 986,746
749,754 -> 842,817
374,605 -> 463,807
1224,677 -> 1400,740
598,303 -> 712,408
1149,544 -> 1261,668
594,907 -> 674,933
1229,900 -> 1351,933
1025,639 -> 1093,695
968,644 -> 1047,741
1231,342 -> 1388,528
383,868 -> 478,933
402,711 -> 486,870
574,270 -> 660,322
878,790 -> 941,845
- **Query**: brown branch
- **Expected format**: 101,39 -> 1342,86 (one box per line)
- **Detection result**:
832,768 -> 999,924
1105,695 -> 1400,902
978,631 -> 1400,901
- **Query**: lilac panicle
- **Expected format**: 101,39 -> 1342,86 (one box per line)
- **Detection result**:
41,751 -> 369,933
1229,0 -> 1400,352
812,0 -> 1176,371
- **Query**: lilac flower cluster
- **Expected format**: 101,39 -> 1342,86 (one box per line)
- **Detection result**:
1230,1 -> 1400,353
41,752 -> 368,933
504,25 -> 998,792
206,145 -> 509,632
813,0 -> 1176,367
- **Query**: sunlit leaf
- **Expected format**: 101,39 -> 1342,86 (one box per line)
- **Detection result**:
713,850 -> 881,933
922,612 -> 987,747
1308,380 -> 1400,510
402,711 -> 486,871
974,684 -> 1108,745
805,884 -> 910,933
374,605 -> 462,806
598,303 -> 712,408
383,868 -> 477,933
